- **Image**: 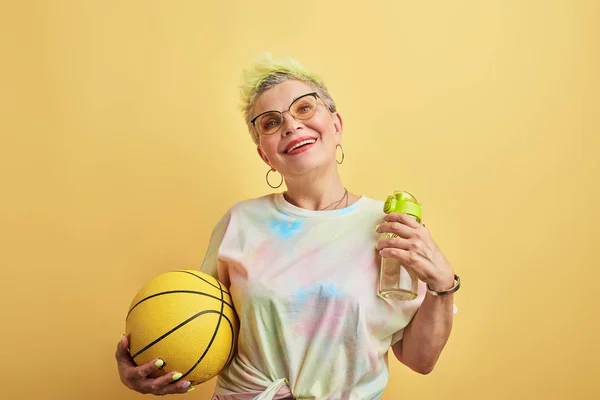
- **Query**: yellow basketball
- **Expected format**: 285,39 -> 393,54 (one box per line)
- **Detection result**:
125,269 -> 239,385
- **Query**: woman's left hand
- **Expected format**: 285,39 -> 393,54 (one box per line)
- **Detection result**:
376,213 -> 455,292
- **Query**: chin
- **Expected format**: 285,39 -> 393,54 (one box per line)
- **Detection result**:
282,156 -> 334,176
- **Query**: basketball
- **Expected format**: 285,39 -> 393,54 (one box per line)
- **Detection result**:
125,269 -> 239,385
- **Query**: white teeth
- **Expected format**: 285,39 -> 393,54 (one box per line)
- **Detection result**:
286,139 -> 316,153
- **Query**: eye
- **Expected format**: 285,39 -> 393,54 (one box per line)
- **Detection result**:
260,116 -> 280,130
294,101 -> 315,115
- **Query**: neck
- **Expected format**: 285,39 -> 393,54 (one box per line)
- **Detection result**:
282,163 -> 347,211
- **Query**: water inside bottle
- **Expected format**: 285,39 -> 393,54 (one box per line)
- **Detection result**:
378,257 -> 418,300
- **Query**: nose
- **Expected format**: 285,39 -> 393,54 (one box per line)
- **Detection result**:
280,112 -> 303,137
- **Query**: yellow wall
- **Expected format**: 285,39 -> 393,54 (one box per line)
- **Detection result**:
1,1 -> 598,399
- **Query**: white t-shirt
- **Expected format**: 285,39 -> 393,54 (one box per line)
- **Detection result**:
200,193 -> 427,400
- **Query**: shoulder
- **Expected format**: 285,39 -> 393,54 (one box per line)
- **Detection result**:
226,193 -> 277,217
204,194 -> 275,241
357,195 -> 384,211
354,195 -> 385,218
212,193 -> 277,227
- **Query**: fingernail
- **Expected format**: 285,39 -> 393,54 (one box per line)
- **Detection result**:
172,372 -> 183,381
119,334 -> 124,344
155,359 -> 164,368
187,387 -> 195,393
182,381 -> 191,389
374,224 -> 380,232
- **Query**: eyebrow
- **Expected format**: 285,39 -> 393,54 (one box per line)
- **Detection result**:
290,92 -> 312,104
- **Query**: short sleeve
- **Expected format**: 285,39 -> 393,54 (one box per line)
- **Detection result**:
391,327 -> 405,346
199,210 -> 232,281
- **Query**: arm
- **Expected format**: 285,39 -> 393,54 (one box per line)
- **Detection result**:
376,213 -> 458,374
392,287 -> 454,374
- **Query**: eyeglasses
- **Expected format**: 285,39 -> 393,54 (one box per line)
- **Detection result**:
250,92 -> 320,136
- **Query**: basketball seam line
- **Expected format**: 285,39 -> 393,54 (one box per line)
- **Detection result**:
173,270 -> 231,295
130,309 -> 232,360
180,279 -> 233,380
126,290 -> 234,319
129,270 -> 237,379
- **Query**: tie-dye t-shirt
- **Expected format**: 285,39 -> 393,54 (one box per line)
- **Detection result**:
199,192 -> 428,400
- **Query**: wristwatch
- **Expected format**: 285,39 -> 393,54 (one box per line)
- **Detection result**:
426,274 -> 461,296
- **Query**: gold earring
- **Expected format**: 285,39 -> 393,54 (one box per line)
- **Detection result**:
266,168 -> 283,189
336,144 -> 345,165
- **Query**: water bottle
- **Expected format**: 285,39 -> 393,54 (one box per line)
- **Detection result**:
378,190 -> 423,300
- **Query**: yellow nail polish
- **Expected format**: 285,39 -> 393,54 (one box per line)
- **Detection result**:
172,373 -> 183,381
374,224 -> 380,232
155,359 -> 164,368
187,387 -> 195,393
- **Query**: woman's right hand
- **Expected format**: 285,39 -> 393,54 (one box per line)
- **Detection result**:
115,334 -> 195,395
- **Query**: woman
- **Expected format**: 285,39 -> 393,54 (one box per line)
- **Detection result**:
116,53 -> 459,399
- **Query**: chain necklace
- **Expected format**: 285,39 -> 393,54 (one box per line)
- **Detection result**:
284,188 -> 349,211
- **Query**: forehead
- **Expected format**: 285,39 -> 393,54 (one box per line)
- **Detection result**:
253,80 -> 315,115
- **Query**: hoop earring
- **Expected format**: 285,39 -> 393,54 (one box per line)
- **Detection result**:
336,144 -> 345,165
266,168 -> 283,189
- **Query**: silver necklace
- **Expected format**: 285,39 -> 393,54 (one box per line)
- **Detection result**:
284,188 -> 349,211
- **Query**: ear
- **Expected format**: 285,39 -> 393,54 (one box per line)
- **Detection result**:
332,112 -> 343,144
256,145 -> 273,169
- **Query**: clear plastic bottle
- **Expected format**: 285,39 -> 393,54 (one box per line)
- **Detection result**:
378,190 -> 423,300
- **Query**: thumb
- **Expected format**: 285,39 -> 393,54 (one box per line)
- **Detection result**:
115,334 -> 135,366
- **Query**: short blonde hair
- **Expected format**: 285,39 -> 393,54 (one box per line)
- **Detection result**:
239,53 -> 337,144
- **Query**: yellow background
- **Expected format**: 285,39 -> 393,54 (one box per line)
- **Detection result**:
1,1 -> 598,399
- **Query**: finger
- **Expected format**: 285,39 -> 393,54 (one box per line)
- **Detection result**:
376,221 -> 413,239
115,334 -> 136,367
378,235 -> 429,255
173,379 -> 195,394
143,371 -> 187,395
379,247 -> 423,268
384,212 -> 422,229
128,358 -> 167,382
377,236 -> 411,252
148,380 -> 193,396
379,247 -> 441,287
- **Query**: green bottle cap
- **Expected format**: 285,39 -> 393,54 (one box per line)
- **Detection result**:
383,190 -> 422,222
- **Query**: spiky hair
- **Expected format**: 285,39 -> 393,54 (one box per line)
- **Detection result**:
239,53 -> 337,144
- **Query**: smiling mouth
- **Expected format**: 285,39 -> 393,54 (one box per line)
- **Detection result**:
285,138 -> 317,154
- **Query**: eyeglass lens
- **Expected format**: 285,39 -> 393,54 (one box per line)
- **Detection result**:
255,94 -> 318,135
